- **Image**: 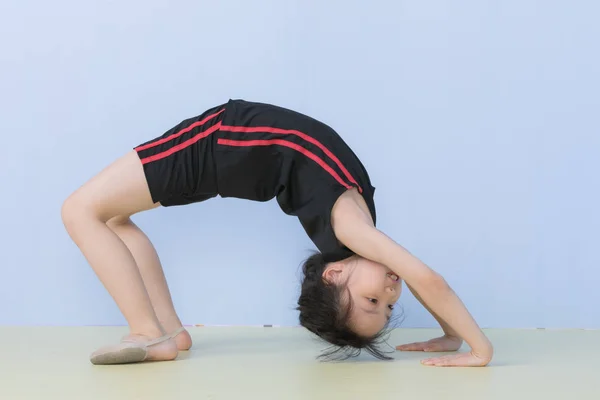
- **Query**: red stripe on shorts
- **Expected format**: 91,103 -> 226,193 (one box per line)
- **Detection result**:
135,109 -> 225,152
140,122 -> 222,165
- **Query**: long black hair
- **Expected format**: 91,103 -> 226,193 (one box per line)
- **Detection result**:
296,252 -> 395,360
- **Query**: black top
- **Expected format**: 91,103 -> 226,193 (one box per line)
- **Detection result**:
214,99 -> 377,262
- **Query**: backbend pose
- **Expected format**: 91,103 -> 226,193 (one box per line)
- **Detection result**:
61,99 -> 493,366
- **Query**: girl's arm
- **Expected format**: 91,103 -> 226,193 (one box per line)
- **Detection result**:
395,284 -> 464,353
406,283 -> 461,338
331,196 -> 493,366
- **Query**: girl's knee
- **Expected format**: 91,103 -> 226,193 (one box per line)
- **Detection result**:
61,197 -> 80,237
61,193 -> 86,226
106,215 -> 132,230
61,190 -> 104,230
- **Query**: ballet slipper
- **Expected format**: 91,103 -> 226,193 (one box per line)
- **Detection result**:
89,333 -> 174,365
119,326 -> 185,342
169,326 -> 185,338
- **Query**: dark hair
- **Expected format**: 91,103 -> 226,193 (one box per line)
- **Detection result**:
296,252 -> 393,361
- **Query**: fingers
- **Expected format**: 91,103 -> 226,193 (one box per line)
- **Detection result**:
421,355 -> 457,367
420,354 -> 488,367
396,342 -> 428,351
396,342 -> 442,352
422,343 -> 443,352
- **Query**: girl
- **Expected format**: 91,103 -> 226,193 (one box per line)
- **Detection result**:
61,99 -> 493,366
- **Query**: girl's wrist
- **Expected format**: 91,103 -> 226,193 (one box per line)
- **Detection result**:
472,337 -> 494,359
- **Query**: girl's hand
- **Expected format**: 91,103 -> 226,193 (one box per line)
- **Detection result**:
396,335 -> 463,352
421,350 -> 492,367
397,336 -> 492,366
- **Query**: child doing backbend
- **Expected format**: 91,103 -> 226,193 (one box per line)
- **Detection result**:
61,99 -> 493,366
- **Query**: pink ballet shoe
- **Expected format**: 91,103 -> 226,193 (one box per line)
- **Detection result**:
118,327 -> 186,343
89,332 -> 175,365
168,326 -> 185,339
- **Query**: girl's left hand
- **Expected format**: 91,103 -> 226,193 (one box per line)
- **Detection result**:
396,335 -> 462,352
421,350 -> 492,367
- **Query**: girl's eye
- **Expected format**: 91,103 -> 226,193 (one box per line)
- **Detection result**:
368,298 -> 378,304
388,305 -> 395,310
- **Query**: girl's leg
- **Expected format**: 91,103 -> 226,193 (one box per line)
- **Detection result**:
61,150 -> 178,361
106,216 -> 193,350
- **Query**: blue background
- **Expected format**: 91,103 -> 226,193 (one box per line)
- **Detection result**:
1,0 -> 598,328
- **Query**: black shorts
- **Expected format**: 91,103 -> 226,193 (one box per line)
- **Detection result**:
134,99 -> 376,262
134,103 -> 226,206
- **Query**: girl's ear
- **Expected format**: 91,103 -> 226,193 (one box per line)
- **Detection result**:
322,263 -> 345,285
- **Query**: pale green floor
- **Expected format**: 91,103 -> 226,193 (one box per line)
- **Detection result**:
0,327 -> 597,400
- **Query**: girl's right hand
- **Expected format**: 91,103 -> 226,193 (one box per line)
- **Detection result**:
396,335 -> 463,352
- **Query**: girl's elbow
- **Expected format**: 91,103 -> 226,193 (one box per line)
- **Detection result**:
419,271 -> 450,292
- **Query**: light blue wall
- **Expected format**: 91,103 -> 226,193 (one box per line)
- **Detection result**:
1,1 -> 598,328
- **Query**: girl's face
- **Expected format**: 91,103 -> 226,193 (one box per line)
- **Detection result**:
322,256 -> 403,337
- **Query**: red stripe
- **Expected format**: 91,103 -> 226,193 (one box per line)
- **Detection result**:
217,138 -> 353,190
219,125 -> 362,193
141,122 -> 222,165
136,109 -> 225,152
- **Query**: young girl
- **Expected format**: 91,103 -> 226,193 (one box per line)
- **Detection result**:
61,99 -> 493,366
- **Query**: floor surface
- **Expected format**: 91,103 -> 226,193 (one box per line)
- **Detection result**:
0,327 -> 597,400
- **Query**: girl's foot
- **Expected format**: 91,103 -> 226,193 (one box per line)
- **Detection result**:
122,326 -> 192,351
171,327 -> 193,351
90,333 -> 178,365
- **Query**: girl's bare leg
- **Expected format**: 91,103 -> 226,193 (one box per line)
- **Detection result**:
107,216 -> 192,350
61,150 -> 178,361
